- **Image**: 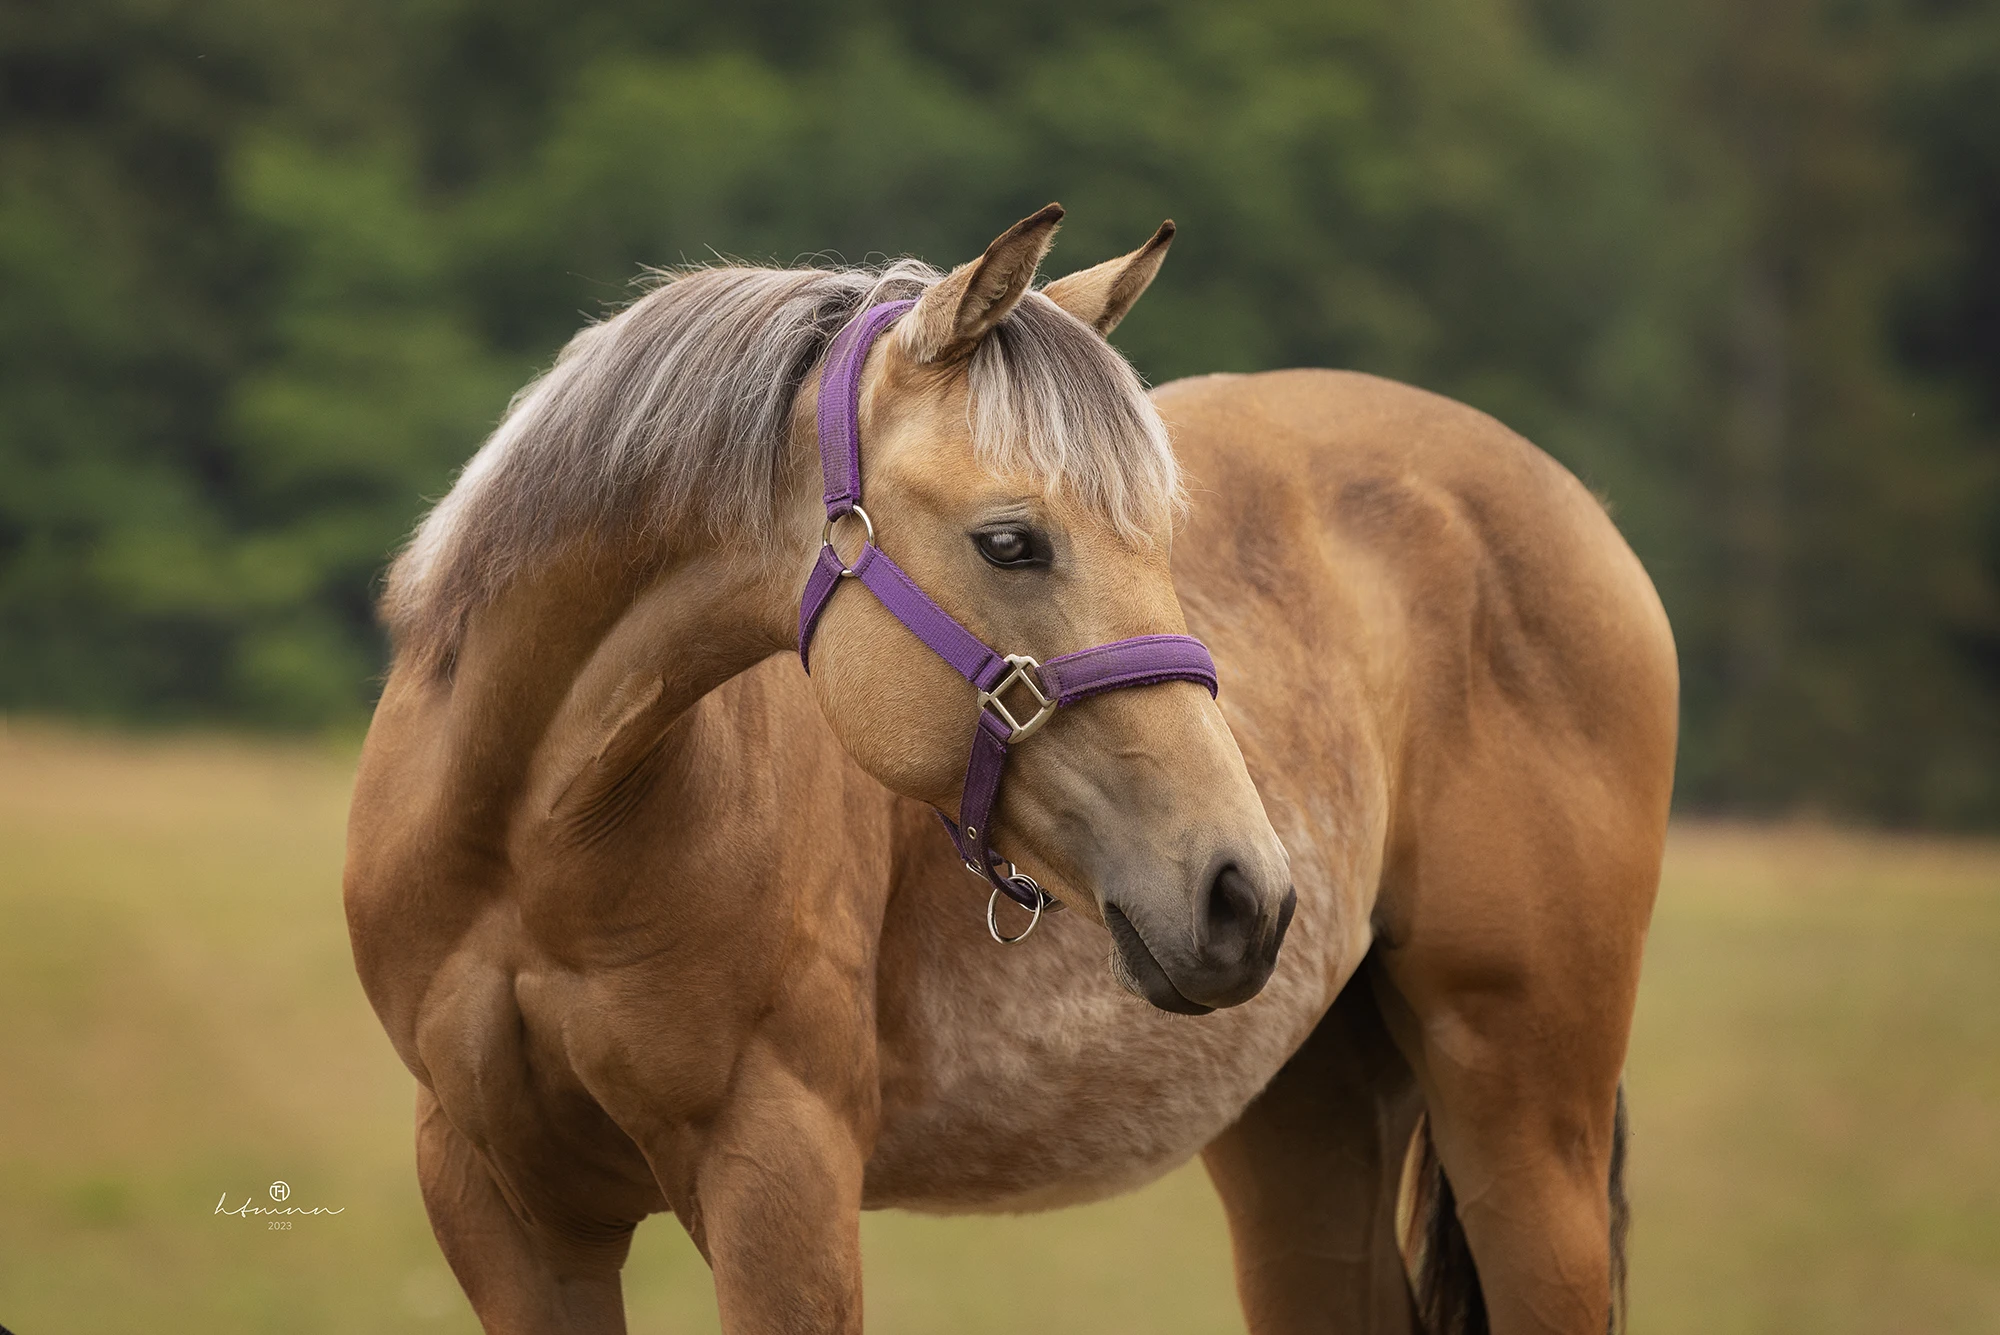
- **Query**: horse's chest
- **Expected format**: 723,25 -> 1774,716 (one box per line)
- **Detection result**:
862,907 -> 1333,1213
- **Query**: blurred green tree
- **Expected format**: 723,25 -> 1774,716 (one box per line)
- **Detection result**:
1,0 -> 1995,822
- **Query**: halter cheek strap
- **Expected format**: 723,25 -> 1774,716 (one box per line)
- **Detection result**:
797,300 -> 1219,931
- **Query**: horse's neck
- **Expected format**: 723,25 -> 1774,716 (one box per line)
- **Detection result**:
424,540 -> 804,848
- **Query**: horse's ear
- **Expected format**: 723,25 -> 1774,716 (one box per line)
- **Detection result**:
902,203 -> 1064,363
1042,220 -> 1175,336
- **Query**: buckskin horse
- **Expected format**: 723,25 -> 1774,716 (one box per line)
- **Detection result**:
345,205 -> 1677,1334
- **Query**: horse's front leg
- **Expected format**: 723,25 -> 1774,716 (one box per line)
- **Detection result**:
679,1047 -> 872,1334
1201,974 -> 1424,1334
416,1085 -> 640,1335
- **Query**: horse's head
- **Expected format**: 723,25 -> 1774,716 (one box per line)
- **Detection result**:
801,207 -> 1293,1014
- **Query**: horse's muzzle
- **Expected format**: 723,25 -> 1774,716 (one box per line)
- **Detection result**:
1105,864 -> 1296,1014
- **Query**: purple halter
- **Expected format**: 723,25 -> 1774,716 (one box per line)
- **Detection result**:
797,300 -> 1219,940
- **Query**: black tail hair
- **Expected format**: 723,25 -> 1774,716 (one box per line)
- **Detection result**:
1608,1083 -> 1631,1332
1404,1110 -> 1488,1335
1403,1083 -> 1631,1335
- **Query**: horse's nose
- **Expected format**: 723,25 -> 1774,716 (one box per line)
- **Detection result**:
1101,854 -> 1295,1015
1200,863 -> 1259,957
1183,863 -> 1295,1005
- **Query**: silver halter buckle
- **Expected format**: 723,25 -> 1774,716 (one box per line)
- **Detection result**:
978,654 -> 1056,741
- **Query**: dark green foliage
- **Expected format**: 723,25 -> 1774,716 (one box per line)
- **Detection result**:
1,0 -> 1995,821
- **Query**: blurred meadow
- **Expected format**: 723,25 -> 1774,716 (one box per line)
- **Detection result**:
3,722 -> 1997,1333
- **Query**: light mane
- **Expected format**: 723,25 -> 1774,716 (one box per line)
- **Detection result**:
383,260 -> 1180,671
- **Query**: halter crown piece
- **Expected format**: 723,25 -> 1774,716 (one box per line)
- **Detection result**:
797,300 -> 1220,943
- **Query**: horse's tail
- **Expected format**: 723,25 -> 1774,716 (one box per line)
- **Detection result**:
1607,1082 -> 1632,1332
1402,1083 -> 1631,1335
1402,1110 -> 1487,1334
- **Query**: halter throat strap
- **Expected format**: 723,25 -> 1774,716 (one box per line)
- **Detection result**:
796,300 -> 1219,918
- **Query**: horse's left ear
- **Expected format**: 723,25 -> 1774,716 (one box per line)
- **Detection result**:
1042,220 -> 1175,336
903,204 -> 1065,364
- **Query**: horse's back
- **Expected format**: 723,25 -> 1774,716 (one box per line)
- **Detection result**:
1157,367 -> 1676,785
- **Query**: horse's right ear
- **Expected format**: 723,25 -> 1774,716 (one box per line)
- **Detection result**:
1043,220 -> 1174,336
902,204 -> 1064,364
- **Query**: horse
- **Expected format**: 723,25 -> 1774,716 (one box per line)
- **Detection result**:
345,204 -> 1677,1334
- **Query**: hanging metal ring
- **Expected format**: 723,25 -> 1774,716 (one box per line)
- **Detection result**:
987,876 -> 1046,944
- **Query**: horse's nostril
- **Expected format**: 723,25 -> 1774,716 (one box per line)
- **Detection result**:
1203,864 -> 1261,952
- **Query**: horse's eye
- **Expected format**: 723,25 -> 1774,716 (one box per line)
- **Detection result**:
975,528 -> 1037,568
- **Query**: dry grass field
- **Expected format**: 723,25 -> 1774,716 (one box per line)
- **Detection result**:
2,721 -> 1997,1333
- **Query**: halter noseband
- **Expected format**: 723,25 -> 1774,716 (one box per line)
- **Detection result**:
796,300 -> 1219,942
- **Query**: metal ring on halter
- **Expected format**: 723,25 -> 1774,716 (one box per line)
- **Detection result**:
820,505 -> 875,577
987,874 -> 1046,944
